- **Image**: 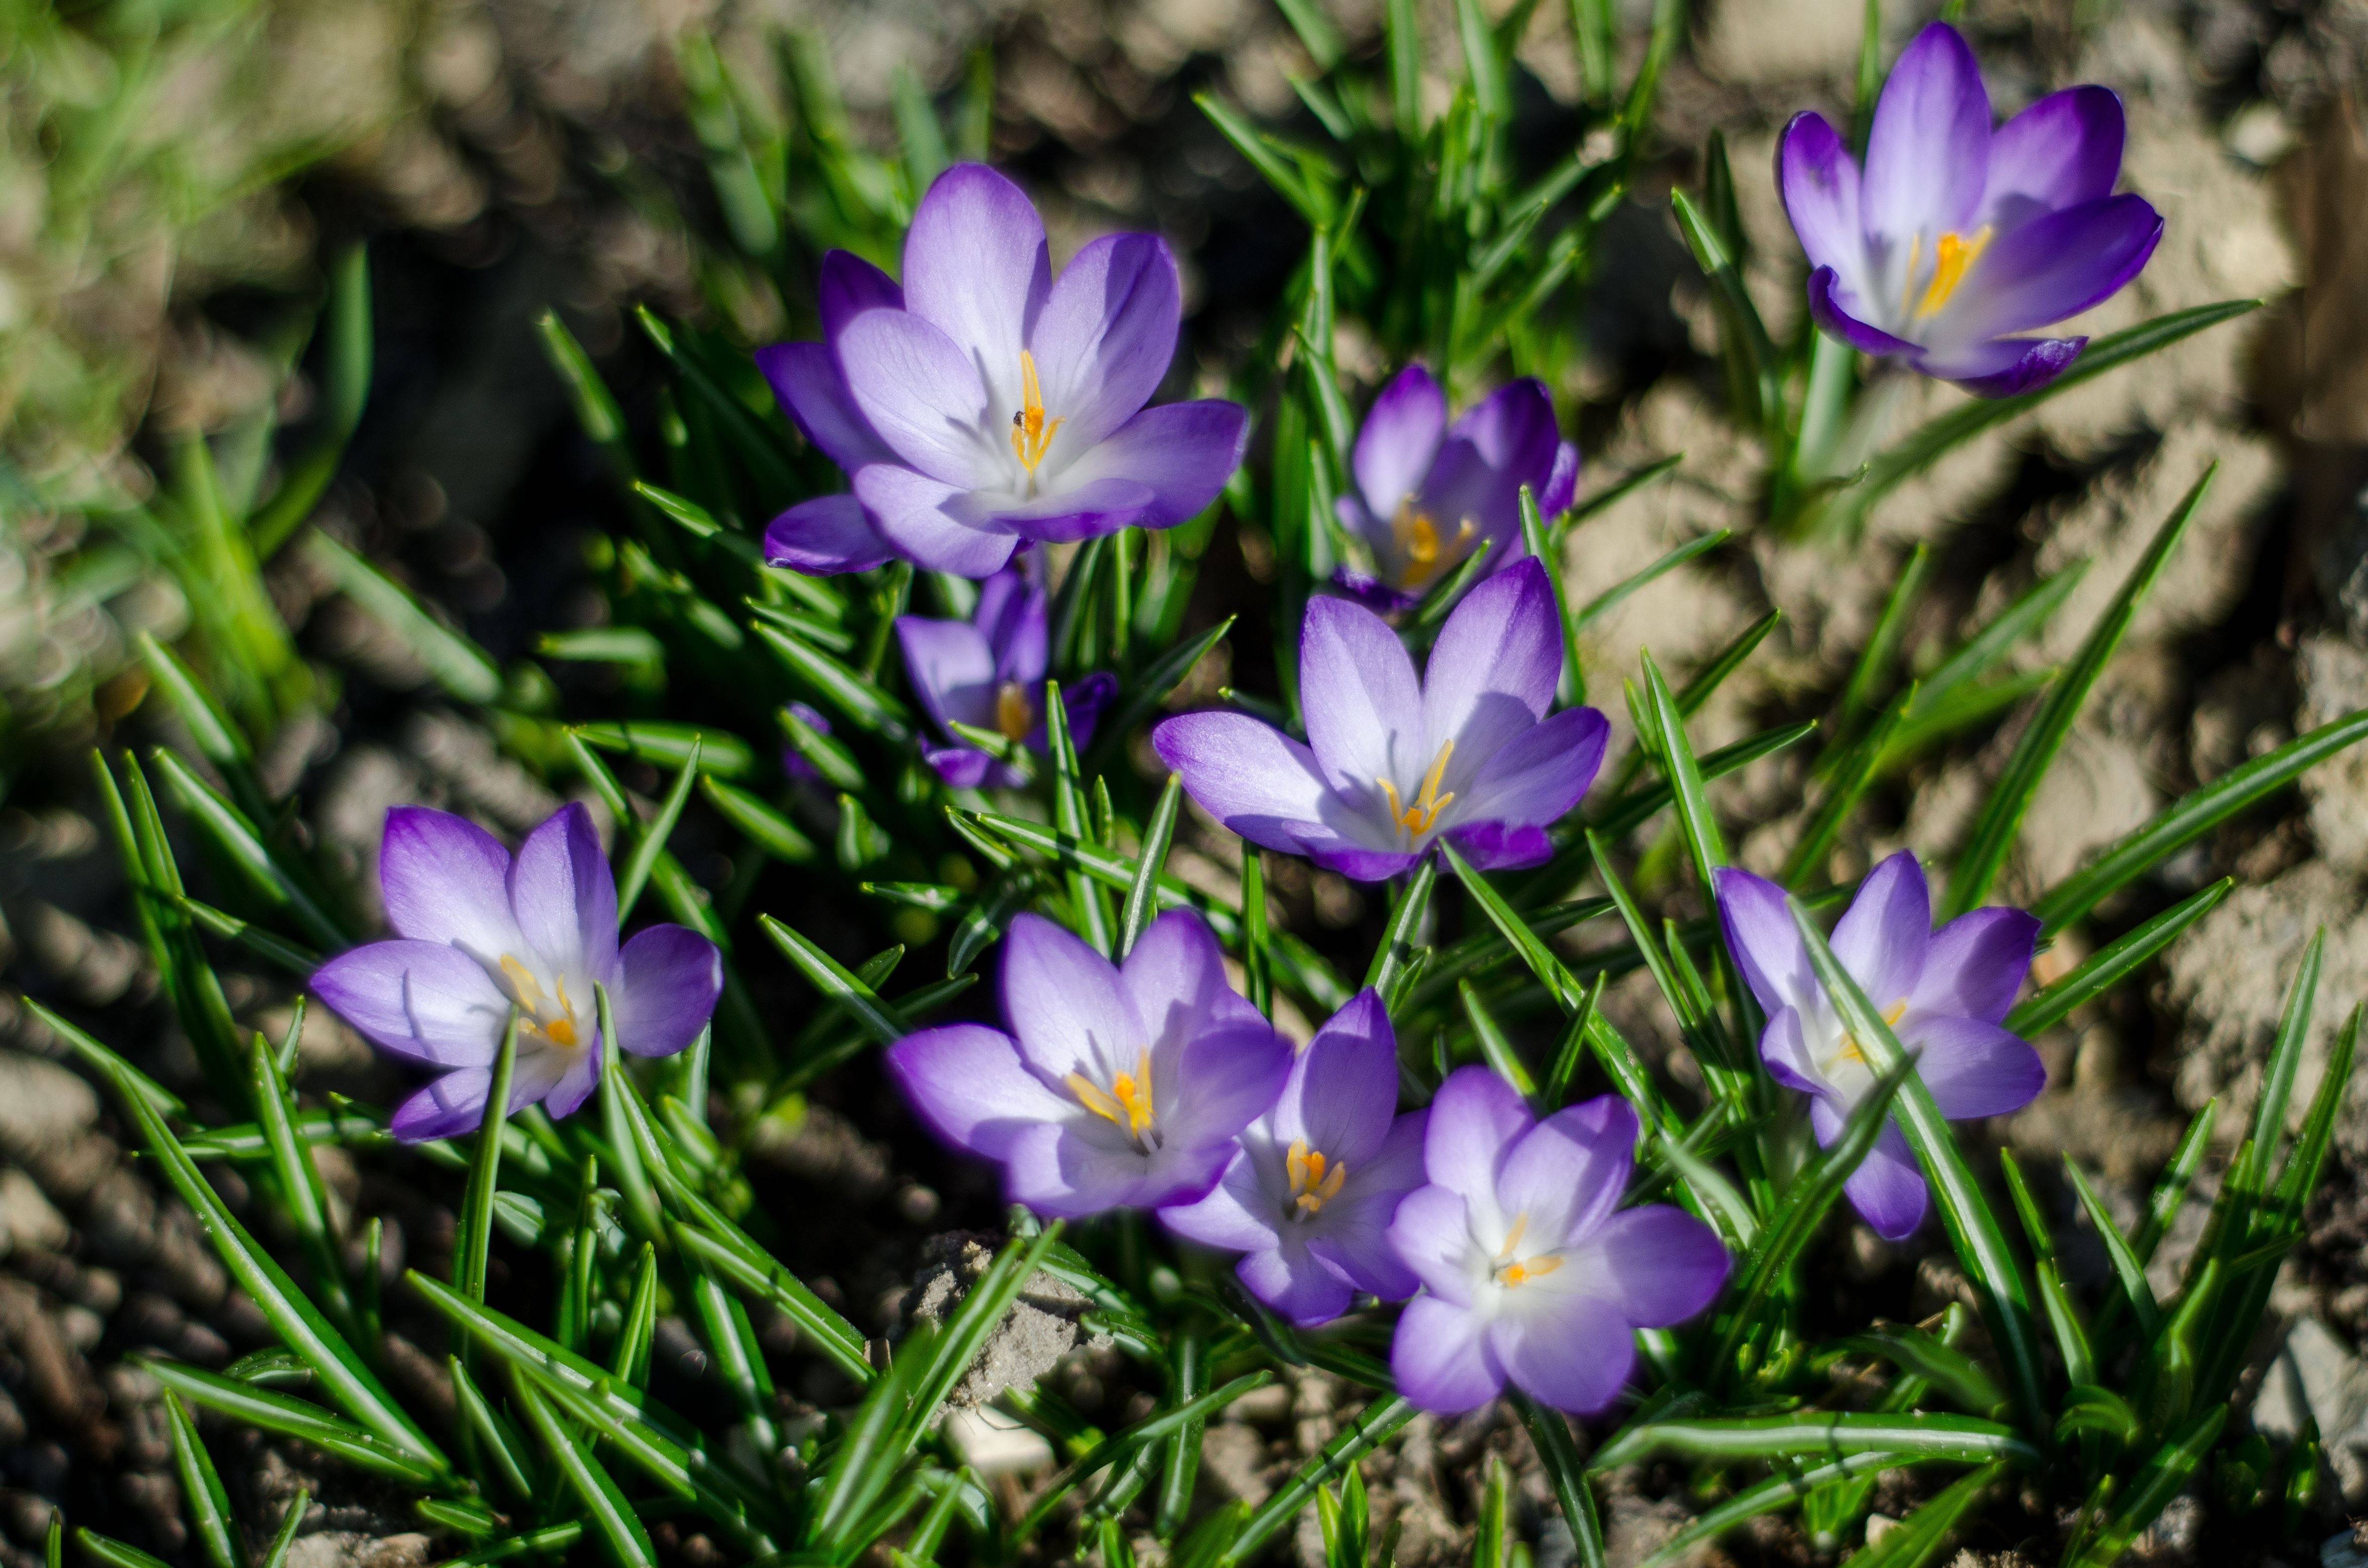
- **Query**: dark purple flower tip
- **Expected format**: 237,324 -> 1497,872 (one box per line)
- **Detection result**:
1781,22 -> 2159,394
766,494 -> 897,575
1715,852 -> 2046,1233
1385,1070 -> 1728,1415
1341,365 -> 1572,596
316,804 -> 720,1141
888,911 -> 1288,1217
1160,989 -> 1428,1325
1159,559 -> 1603,883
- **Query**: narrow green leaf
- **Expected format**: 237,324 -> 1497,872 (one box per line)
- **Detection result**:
512,1375 -> 657,1568
617,741 -> 703,922
1671,191 -> 1778,429
83,1037 -> 444,1469
1571,530 -> 1729,633
760,914 -> 911,1043
457,1014 -> 521,1306
2004,878 -> 2233,1036
149,749 -> 347,950
1841,1461 -> 2001,1568
1593,1411 -> 2036,1469
449,1355 -> 535,1500
163,1389 -> 247,1568
701,775 -> 816,863
751,622 -> 913,741
2068,1407 -> 2227,1568
1640,1453 -> 1944,1568
1824,301 -> 2260,538
1462,981 -> 1537,1096
1121,775 -> 1186,958
1909,564 -> 2088,719
2034,705 -> 2368,932
1223,1397 -> 1417,1565
142,1361 -> 440,1483
1090,615 -> 1236,767
306,532 -> 502,704
257,1491 -> 310,1568
1945,464 -> 2214,917
1365,857 -> 1439,998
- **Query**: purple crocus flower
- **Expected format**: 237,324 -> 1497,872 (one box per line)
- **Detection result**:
1714,852 -> 2046,1239
1159,989 -> 1427,1326
759,164 -> 1250,577
312,805 -> 723,1142
1153,559 -> 1609,881
1385,1069 -> 1729,1416
896,567 -> 1117,789
1335,366 -> 1578,610
1779,22 -> 2162,397
886,911 -> 1291,1217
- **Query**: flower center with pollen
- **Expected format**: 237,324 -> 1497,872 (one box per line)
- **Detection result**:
1009,349 -> 1063,482
1378,740 -> 1457,842
1489,1212 -> 1562,1289
1824,999 -> 1911,1078
1068,1050 -> 1157,1146
1392,499 -> 1477,589
1286,1140 -> 1348,1218
497,955 -> 582,1050
1901,227 -> 1994,321
995,681 -> 1035,743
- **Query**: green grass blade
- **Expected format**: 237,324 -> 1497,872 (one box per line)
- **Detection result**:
1572,530 -> 1729,633
1222,1396 -> 1416,1565
1121,775 -> 1186,958
456,1014 -> 521,1306
1944,464 -> 2214,918
1462,981 -> 1538,1097
142,1361 -> 439,1483
760,914 -> 913,1043
701,775 -> 817,863
1364,856 -> 1439,997
2034,705 -> 2368,932
1788,900 -> 2045,1431
1840,1462 -> 2001,1568
2064,1156 -> 2161,1339
1908,564 -> 2087,718
2004,878 -> 2233,1036
617,741 -> 703,922
1826,300 -> 2260,536
2067,1408 -> 2227,1568
163,1389 -> 248,1568
1641,1453 -> 1940,1568
1592,1412 -> 2036,1469
150,749 -> 348,950
511,1376 -> 657,1568
449,1356 -> 535,1499
1838,544 -> 1932,735
249,1033 -> 357,1337
71,1024 -> 444,1469
1088,615 -> 1235,765
306,532 -> 502,704
257,1491 -> 310,1568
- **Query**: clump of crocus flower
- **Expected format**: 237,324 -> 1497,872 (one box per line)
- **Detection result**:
1160,989 -> 1428,1326
885,912 -> 1290,1216
1386,1068 -> 1729,1415
896,566 -> 1116,788
1779,22 -> 2162,397
1154,558 -> 1608,880
759,164 -> 1250,577
1335,365 -> 1577,610
1715,852 -> 2046,1238
312,805 -> 723,1141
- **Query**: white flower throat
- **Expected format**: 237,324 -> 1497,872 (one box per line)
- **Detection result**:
1009,349 -> 1062,496
1070,1049 -> 1159,1150
1895,226 -> 1993,325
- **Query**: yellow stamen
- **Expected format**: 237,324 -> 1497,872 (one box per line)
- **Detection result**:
995,681 -> 1034,743
1913,227 -> 1993,319
1376,739 -> 1458,840
1391,500 -> 1478,589
497,956 -> 583,1049
1068,1049 -> 1157,1141
1286,1139 -> 1349,1215
1008,349 -> 1064,474
1490,1212 -> 1561,1287
1830,1000 -> 1911,1071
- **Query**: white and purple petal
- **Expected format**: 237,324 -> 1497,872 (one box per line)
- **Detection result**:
1585,1205 -> 1732,1326
1391,1293 -> 1503,1414
508,803 -> 616,981
312,939 -> 511,1068
1861,22 -> 1992,244
1419,559 -> 1564,774
900,164 -> 1050,397
1830,850 -> 1930,1011
886,1023 -> 1074,1161
377,807 -> 519,958
1911,907 -> 2039,1024
609,924 -> 723,1059
1028,231 -> 1181,452
765,494 -> 897,575
1352,365 -> 1448,517
1900,1014 -> 2046,1120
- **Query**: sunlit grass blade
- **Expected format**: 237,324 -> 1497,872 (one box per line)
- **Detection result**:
511,1375 -> 657,1568
1592,1411 -> 2037,1469
1788,899 -> 2045,1431
1786,687 -> 1913,887
1671,191 -> 1778,429
701,774 -> 817,864
1016,1370 -> 1279,1543
68,1020 -> 444,1470
1221,1396 -> 1416,1565
307,532 -> 503,704
1831,1324 -> 2006,1418
163,1389 -> 248,1568
615,741 -> 703,922
456,1013 -> 521,1312
1571,530 -> 1730,634
1944,464 -> 2213,919
150,748 -> 347,949
1586,721 -> 1819,843
2034,704 -> 2368,933
449,1355 -> 536,1500
1909,564 -> 2088,718
1818,300 -> 2261,538
1516,1396 -> 1608,1568
250,1033 -> 357,1337
257,1490 -> 310,1568
1462,981 -> 1537,1097
759,914 -> 912,1043
1121,775 -> 1186,957
1365,856 -> 1438,997
2067,1407 -> 2227,1568
752,622 -> 914,741
1840,1461 -> 2002,1568
2003,878 -> 2232,1036
141,1361 -> 440,1483
1640,1453 -> 1939,1568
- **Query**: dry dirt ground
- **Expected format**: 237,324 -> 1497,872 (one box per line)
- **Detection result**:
5,0 -> 2368,1563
